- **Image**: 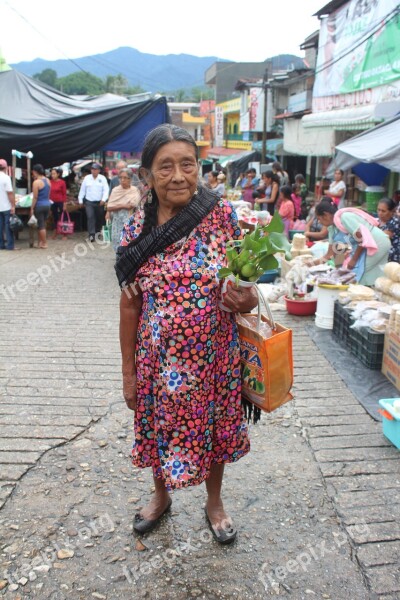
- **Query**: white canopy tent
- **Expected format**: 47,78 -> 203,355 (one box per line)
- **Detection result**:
333,113 -> 400,173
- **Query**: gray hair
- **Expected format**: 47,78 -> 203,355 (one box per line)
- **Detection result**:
119,168 -> 133,179
141,124 -> 198,171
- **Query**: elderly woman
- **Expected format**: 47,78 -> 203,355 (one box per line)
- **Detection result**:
310,199 -> 390,285
115,124 -> 257,544
105,168 -> 141,252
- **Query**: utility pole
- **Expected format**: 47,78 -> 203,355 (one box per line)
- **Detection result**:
261,68 -> 269,165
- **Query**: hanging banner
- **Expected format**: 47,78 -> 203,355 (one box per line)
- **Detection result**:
214,105 -> 224,146
239,88 -> 265,133
313,0 -> 400,98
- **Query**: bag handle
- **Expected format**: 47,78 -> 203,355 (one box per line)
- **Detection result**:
255,284 -> 276,332
61,210 -> 71,223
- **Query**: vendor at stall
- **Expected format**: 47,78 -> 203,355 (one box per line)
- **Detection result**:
304,196 -> 329,242
377,197 -> 400,263
308,199 -> 391,286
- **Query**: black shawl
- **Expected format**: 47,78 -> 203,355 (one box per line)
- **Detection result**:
114,184 -> 219,289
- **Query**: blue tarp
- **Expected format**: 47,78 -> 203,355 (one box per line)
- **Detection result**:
352,162 -> 390,186
101,101 -> 169,153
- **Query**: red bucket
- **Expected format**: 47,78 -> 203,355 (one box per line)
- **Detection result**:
284,295 -> 317,316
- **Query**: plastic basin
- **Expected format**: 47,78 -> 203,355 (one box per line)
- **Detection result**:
285,295 -> 317,316
258,269 -> 279,283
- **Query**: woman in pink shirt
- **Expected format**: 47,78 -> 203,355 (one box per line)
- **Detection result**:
278,185 -> 295,237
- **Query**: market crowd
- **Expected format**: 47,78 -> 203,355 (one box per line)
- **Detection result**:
1,156 -> 399,271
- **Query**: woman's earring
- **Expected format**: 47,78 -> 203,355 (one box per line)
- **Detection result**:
147,189 -> 153,204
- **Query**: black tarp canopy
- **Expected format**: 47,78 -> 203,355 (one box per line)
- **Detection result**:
0,70 -> 169,166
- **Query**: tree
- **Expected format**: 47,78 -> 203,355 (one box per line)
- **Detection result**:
190,87 -> 214,102
33,68 -> 58,88
57,72 -> 105,95
126,84 -> 146,95
105,74 -> 128,95
174,89 -> 186,102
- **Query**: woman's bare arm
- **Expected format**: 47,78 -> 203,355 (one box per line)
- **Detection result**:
120,286 -> 142,410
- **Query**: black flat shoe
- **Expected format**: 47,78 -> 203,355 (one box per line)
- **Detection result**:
133,498 -> 172,534
204,507 -> 237,545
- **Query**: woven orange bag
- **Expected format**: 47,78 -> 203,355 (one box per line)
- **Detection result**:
237,287 -> 293,421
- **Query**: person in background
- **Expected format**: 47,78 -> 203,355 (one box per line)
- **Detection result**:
207,170 -> 225,198
278,185 -> 296,237
241,168 -> 259,205
109,160 -> 128,193
309,199 -> 390,285
0,158 -> 17,251
325,169 -> 346,207
116,124 -> 257,543
260,170 -> 280,214
304,196 -> 329,242
272,161 -> 289,187
294,174 -> 308,220
234,172 -> 246,189
105,168 -> 141,253
290,184 -> 302,220
31,164 -> 51,249
66,171 -> 80,201
377,197 -> 400,263
216,172 -> 227,198
109,160 -> 140,193
50,167 -> 67,240
78,162 -> 109,242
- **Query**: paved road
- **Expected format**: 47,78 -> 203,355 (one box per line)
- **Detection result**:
0,231 -> 399,599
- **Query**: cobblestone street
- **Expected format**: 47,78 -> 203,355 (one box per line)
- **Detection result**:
1,233 -> 400,600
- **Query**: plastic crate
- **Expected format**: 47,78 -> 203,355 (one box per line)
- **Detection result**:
378,398 -> 400,450
332,301 -> 353,347
349,325 -> 385,369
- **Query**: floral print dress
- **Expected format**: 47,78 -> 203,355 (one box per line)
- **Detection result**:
379,215 -> 400,263
120,200 -> 250,490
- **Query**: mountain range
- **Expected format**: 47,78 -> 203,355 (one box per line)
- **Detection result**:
11,47 -> 305,93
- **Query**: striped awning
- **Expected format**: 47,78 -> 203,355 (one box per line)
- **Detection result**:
302,106 -> 383,131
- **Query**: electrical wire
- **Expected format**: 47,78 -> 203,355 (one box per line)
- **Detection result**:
3,0 -> 200,90
3,0 -> 90,75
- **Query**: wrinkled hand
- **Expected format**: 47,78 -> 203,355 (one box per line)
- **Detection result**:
222,281 -> 258,313
123,372 -> 137,411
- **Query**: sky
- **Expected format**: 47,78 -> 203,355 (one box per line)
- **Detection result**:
1,0 -> 324,66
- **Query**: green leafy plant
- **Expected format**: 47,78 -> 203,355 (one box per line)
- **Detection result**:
219,212 -> 292,283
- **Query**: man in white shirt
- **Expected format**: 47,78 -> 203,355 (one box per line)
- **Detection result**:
78,163 -> 109,242
0,158 -> 16,250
